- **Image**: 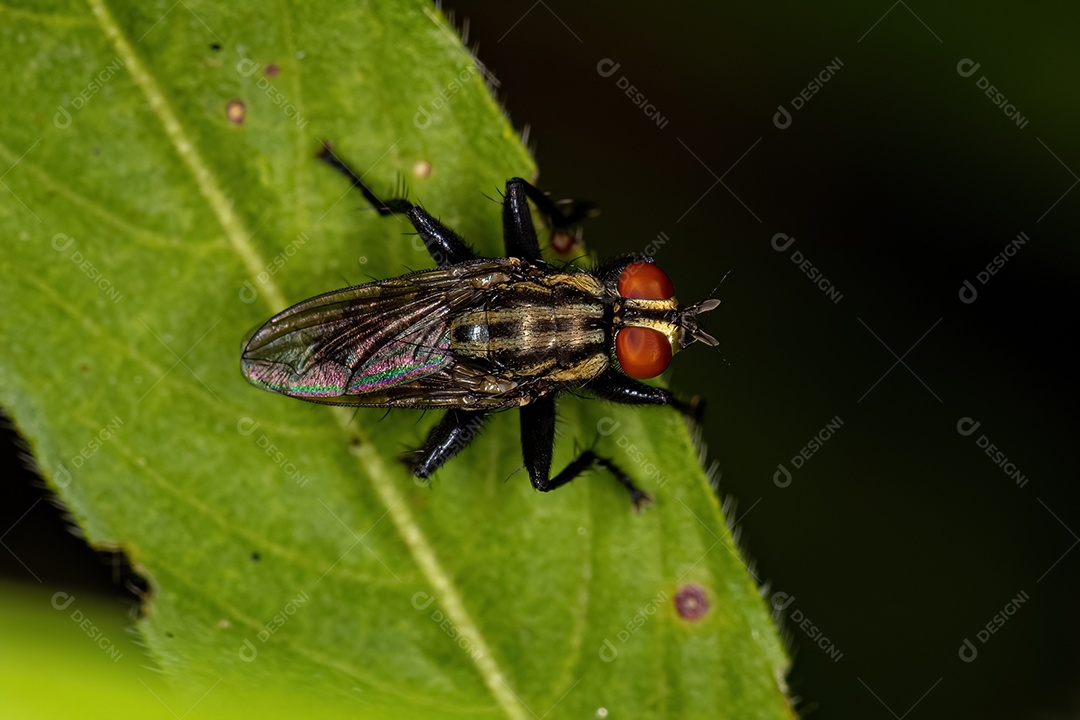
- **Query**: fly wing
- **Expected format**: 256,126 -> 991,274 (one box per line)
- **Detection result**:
241,260 -> 518,402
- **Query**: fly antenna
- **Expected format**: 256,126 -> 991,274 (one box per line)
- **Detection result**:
700,266 -> 733,300
680,298 -> 721,347
686,298 -> 721,315
692,327 -> 720,347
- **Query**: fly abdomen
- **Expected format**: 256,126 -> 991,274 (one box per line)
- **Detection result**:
449,277 -> 609,382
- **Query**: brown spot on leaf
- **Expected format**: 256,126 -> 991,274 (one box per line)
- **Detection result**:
226,99 -> 246,124
674,583 -> 709,621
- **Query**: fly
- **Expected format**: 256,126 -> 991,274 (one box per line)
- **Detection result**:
240,144 -> 720,508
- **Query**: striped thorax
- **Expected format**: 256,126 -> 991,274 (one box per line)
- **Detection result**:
450,271 -> 610,384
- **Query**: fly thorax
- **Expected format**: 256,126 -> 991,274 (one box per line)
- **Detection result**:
450,280 -> 609,382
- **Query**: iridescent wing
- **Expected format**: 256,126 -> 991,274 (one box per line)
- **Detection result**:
241,259 -> 519,406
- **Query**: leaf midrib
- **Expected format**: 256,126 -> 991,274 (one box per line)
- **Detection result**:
86,1 -> 524,717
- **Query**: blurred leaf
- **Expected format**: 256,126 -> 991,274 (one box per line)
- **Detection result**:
0,581 -> 379,719
0,1 -> 789,718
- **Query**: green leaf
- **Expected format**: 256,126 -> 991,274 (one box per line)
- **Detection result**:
0,1 -> 791,718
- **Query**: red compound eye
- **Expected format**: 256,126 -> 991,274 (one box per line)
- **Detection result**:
617,262 -> 674,300
616,327 -> 672,379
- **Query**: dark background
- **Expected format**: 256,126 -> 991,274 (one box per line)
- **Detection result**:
3,2 -> 1077,718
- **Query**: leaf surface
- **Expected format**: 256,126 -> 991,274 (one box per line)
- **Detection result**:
0,1 -> 790,717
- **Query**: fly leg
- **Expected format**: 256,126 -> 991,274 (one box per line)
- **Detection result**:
520,395 -> 651,510
503,178 -> 596,259
318,143 -> 476,267
404,409 -> 492,479
587,370 -> 704,423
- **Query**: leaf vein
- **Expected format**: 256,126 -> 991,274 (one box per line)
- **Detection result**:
87,0 -> 286,311
86,3 -> 525,717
